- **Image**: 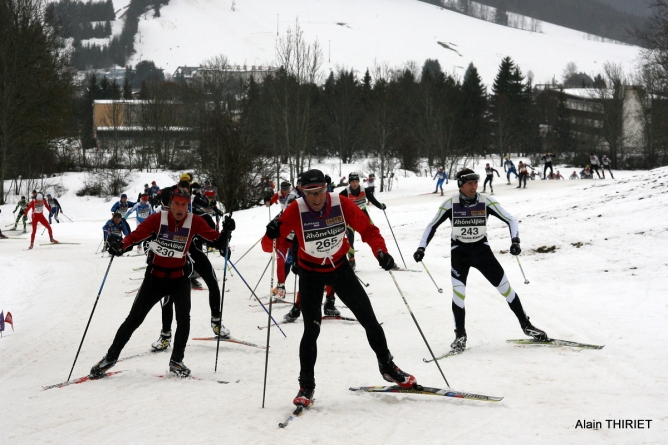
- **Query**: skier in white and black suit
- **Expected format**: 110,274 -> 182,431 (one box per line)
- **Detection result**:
412,168 -> 547,353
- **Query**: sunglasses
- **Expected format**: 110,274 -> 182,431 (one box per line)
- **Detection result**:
303,188 -> 326,196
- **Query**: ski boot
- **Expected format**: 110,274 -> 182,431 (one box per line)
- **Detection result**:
28,244 -> 33,250
50,238 -> 59,244
323,298 -> 340,316
151,331 -> 172,351
12,225 -> 17,231
273,283 -> 286,301
431,191 -> 437,194
283,305 -> 301,323
378,354 -> 417,388
521,318 -> 548,341
190,277 -> 203,289
450,328 -> 467,352
211,316 -> 230,338
293,386 -> 315,407
169,359 -> 191,378
481,188 -> 486,194
90,355 -> 117,378
0,234 -> 7,239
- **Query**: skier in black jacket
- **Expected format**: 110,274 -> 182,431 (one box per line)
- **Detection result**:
339,172 -> 386,270
482,164 -> 500,194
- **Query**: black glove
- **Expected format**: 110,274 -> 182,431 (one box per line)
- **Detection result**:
266,219 -> 282,239
291,261 -> 299,275
377,251 -> 396,271
380,203 -> 387,210
222,215 -> 235,233
510,237 -> 521,256
413,247 -> 425,263
107,237 -> 124,256
219,245 -> 232,260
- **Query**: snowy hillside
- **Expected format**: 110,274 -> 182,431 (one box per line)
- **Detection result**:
124,0 -> 641,83
1,164 -> 666,444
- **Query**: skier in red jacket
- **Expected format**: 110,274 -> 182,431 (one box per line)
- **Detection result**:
25,193 -> 58,249
265,169 -> 417,407
89,190 -> 235,378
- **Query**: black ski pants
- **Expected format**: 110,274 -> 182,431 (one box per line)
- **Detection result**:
161,240 -> 221,333
298,261 -> 389,389
483,175 -> 494,191
107,274 -> 191,363
543,162 -> 553,178
518,172 -> 528,187
450,243 -> 527,333
591,164 -> 602,178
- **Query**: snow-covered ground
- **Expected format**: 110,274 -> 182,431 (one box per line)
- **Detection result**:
1,163 -> 666,444
128,0 -> 640,83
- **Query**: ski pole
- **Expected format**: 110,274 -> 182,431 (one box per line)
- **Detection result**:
249,256 -> 273,300
516,256 -> 529,284
382,209 -> 407,269
228,260 -> 287,338
388,270 -> 450,388
214,214 -> 233,372
355,273 -> 369,288
94,239 -> 103,254
235,237 -> 262,264
67,256 -> 115,381
41,227 -> 46,236
421,261 -> 443,293
61,213 -> 73,222
292,270 -> 297,305
262,239 -> 276,408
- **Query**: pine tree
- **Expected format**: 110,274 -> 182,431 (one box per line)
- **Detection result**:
460,62 -> 487,155
123,76 -> 133,99
489,57 -> 530,157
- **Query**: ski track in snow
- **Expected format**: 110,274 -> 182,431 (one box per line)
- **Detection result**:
0,162 -> 666,444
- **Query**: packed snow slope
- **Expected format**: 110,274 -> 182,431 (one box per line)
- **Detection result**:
1,163 -> 666,444
131,0 -> 640,84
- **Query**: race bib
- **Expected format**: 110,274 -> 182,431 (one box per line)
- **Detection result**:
152,211 -> 192,258
452,200 -> 487,243
138,206 -> 150,218
298,194 -> 347,259
346,186 -> 367,209
35,203 -> 44,214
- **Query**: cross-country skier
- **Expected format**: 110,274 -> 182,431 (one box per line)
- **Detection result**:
89,189 -> 235,378
339,172 -> 386,270
265,169 -> 417,407
589,153 -> 603,179
482,163 -> 500,194
413,168 -> 547,353
554,170 -> 565,180
433,167 -> 448,195
366,173 -> 377,193
125,194 -> 154,228
601,155 -> 614,179
503,156 -> 519,184
111,194 -> 135,234
541,153 -> 555,179
265,181 -> 296,300
258,177 -> 275,206
102,212 -> 130,252
149,181 -> 161,207
149,185 -> 232,349
24,193 -> 58,249
569,171 -> 579,180
12,196 -> 28,232
45,194 -> 62,224
517,161 -> 534,188
137,184 -> 150,203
